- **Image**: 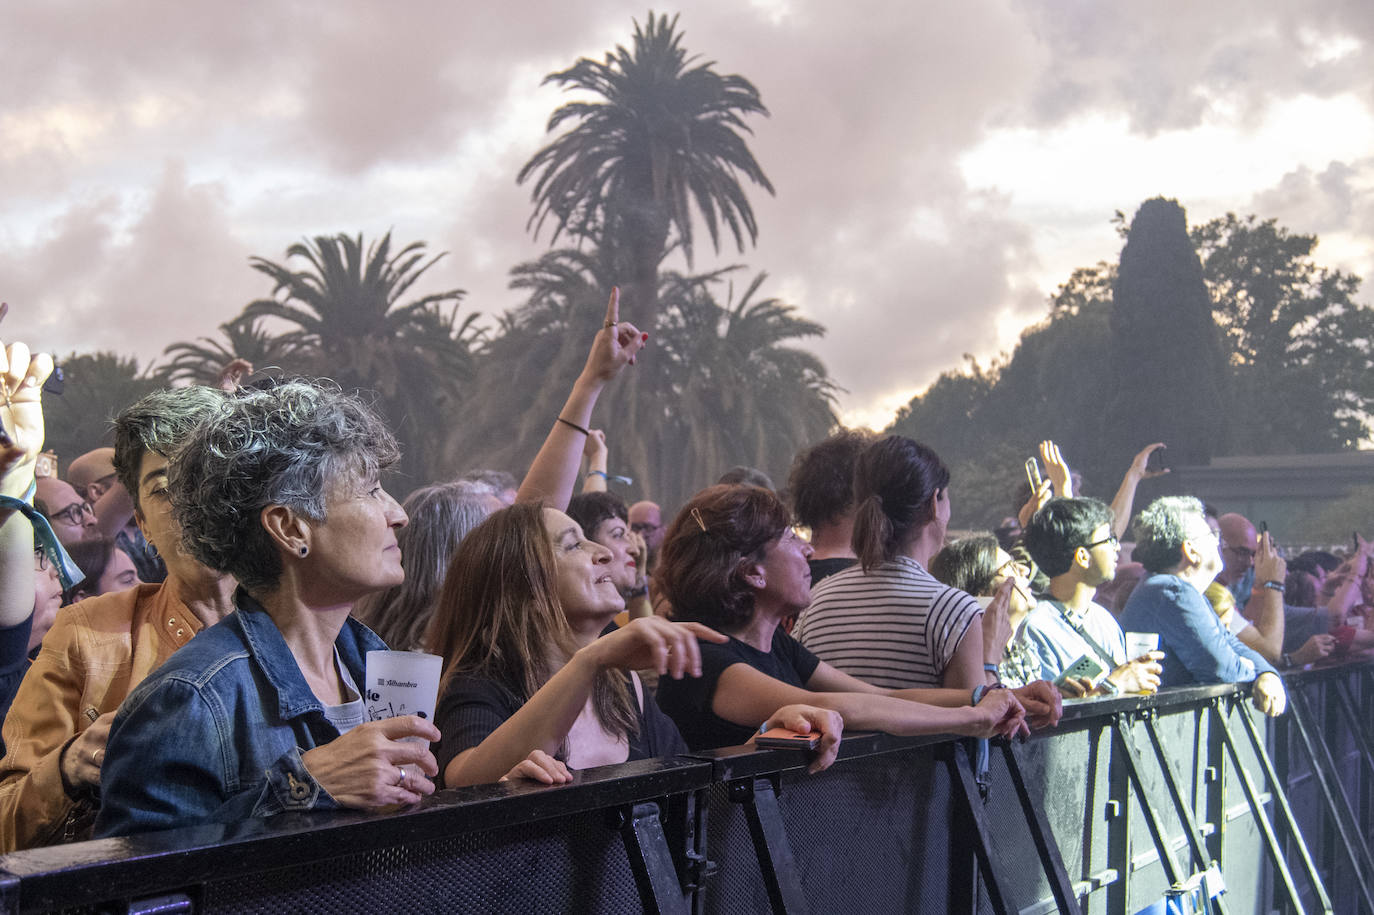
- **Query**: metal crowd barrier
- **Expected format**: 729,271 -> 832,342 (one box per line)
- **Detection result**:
0,659 -> 1368,915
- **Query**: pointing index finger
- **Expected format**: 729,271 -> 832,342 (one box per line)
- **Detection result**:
604,286 -> 620,328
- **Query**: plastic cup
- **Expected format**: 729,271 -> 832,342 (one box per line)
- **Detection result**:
1125,632 -> 1160,660
364,650 -> 442,737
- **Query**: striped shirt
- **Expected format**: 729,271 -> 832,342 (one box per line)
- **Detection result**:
794,555 -> 981,688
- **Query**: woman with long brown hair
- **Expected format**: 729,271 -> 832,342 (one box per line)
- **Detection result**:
428,503 -> 841,786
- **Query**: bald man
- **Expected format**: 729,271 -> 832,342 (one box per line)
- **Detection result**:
1217,513 -> 1259,606
628,501 -> 665,554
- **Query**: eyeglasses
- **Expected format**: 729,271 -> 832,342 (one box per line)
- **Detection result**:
995,558 -> 1029,579
49,501 -> 95,527
34,549 -> 48,571
1084,534 -> 1119,550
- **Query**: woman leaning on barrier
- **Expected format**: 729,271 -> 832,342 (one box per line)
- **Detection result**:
652,485 -> 1064,752
95,381 -> 443,837
425,501 -> 842,787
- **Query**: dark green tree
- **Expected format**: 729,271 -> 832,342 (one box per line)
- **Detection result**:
517,11 -> 774,333
44,352 -> 166,470
1105,197 -> 1227,470
242,231 -> 482,488
1191,213 -> 1374,452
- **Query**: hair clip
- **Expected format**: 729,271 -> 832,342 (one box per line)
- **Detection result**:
690,507 -> 708,534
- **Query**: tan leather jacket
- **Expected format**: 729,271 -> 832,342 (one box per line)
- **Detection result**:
0,583 -> 201,851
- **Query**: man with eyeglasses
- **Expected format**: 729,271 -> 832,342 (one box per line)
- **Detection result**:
1119,497 -> 1285,716
1022,498 -> 1163,698
33,478 -> 98,547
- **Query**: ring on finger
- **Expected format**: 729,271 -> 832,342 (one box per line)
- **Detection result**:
603,319 -> 617,329
396,765 -> 407,786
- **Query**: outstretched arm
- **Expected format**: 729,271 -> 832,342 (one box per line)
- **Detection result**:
1109,443 -> 1168,539
444,618 -> 722,787
516,288 -> 647,511
0,337 -> 54,628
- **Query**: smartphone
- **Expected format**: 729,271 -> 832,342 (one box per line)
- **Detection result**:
1024,457 -> 1042,492
1053,653 -> 1109,688
41,363 -> 64,397
755,728 -> 821,751
1259,521 -> 1269,537
1145,448 -> 1168,473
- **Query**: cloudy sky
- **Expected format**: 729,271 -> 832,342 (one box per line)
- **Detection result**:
3,1 -> 1371,429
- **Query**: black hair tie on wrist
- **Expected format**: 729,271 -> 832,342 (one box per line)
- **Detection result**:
556,416 -> 590,437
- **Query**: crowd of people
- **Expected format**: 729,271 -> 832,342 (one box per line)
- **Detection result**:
0,289 -> 1370,852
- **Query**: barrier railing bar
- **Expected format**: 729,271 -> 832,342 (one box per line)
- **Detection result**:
1139,716 -> 1227,915
1284,685 -> 1374,913
1235,694 -> 1334,915
618,801 -> 690,915
1330,679 -> 1374,782
730,777 -> 809,915
998,741 -> 1083,915
1209,698 -> 1323,915
1107,720 -> 1131,915
1111,717 -> 1187,888
945,741 -> 1014,915
1292,683 -> 1374,871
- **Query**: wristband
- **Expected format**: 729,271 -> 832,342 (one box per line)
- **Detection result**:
1262,580 -> 1285,594
556,416 -> 590,437
982,663 -> 999,673
585,470 -> 608,479
1097,677 -> 1120,697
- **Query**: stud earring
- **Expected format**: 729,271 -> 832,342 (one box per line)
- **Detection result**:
299,546 -> 308,557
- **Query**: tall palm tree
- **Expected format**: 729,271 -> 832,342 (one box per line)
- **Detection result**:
160,316 -> 305,386
517,12 -> 774,332
242,231 -> 481,489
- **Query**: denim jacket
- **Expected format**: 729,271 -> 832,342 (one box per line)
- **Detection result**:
94,590 -> 386,838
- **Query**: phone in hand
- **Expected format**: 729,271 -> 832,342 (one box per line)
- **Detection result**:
1145,447 -> 1168,474
755,728 -> 821,750
1053,653 -> 1109,689
1024,457 -> 1042,493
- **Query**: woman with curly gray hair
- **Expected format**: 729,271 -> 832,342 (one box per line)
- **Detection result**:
95,381 -> 442,837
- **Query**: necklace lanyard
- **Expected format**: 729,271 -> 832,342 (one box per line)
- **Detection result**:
1048,600 -> 1117,669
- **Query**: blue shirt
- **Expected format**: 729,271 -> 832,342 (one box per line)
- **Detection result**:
95,590 -> 387,837
1119,574 -> 1277,687
1023,598 -> 1126,681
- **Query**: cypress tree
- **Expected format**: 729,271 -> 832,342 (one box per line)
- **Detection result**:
1106,198 -> 1227,470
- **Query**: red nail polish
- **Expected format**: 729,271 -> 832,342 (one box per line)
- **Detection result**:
641,332 -> 649,341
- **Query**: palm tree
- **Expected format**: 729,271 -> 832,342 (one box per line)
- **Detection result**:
651,269 -> 838,505
242,231 -> 481,489
160,316 -> 305,386
453,259 -> 837,510
517,12 -> 774,332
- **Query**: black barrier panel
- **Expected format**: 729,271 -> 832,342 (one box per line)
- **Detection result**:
0,661 -> 1369,915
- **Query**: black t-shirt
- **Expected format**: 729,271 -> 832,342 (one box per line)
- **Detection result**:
808,557 -> 856,586
432,671 -> 688,786
655,628 -> 821,750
